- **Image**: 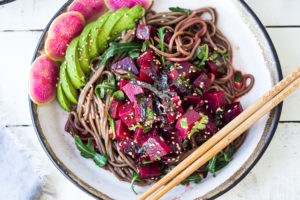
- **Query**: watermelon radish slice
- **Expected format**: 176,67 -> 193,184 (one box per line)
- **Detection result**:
105,0 -> 152,10
68,0 -> 107,22
45,11 -> 85,61
29,55 -> 59,105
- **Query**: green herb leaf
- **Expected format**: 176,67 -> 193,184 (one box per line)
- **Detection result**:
146,107 -> 154,119
112,90 -> 125,101
196,88 -> 203,96
143,126 -> 151,133
157,27 -> 166,66
99,42 -> 142,66
129,50 -> 140,59
180,117 -> 188,129
108,113 -> 116,139
142,40 -> 150,51
207,155 -> 217,177
215,59 -> 222,66
142,160 -> 152,164
95,74 -> 117,99
129,123 -> 143,131
182,139 -> 188,149
217,67 -> 225,74
234,71 -> 243,83
74,135 -> 107,168
169,7 -> 192,16
188,113 -> 209,139
155,155 -> 161,161
180,174 -> 202,185
131,172 -> 142,195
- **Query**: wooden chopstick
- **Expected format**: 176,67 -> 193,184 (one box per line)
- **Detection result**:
138,67 -> 300,200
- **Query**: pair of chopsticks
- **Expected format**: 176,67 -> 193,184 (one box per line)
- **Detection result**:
138,66 -> 300,200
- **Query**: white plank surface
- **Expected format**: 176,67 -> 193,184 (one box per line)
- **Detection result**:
0,0 -> 300,200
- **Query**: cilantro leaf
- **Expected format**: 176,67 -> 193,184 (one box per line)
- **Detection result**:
180,117 -> 188,129
188,113 -> 209,139
74,135 -> 107,168
131,172 -> 142,195
112,90 -> 125,101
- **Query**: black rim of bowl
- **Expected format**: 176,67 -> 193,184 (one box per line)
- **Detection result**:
29,0 -> 282,199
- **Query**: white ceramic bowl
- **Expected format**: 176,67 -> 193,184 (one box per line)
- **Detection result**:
30,0 -> 282,199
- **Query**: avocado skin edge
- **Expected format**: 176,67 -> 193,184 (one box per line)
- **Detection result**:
57,83 -> 71,112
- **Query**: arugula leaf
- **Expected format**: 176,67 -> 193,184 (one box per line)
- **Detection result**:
180,117 -> 188,129
234,71 -> 243,83
108,113 -> 116,139
131,172 -> 142,195
129,50 -> 140,59
169,7 -> 192,16
112,90 -> 125,101
157,27 -> 166,66
180,174 -> 202,185
207,155 -> 217,177
99,42 -> 142,66
95,74 -> 117,99
188,113 -> 209,139
74,135 -> 107,168
142,40 -> 150,51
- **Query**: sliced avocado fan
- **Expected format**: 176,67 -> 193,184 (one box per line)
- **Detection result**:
60,61 -> 78,104
57,83 -> 71,112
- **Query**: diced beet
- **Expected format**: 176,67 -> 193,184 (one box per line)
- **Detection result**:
175,62 -> 200,81
144,135 -> 171,161
223,102 -> 243,125
138,162 -> 160,179
164,30 -> 173,44
134,127 -> 145,142
112,56 -> 139,76
136,24 -> 157,41
182,95 -> 203,110
135,100 -> 153,123
163,131 -> 183,154
207,58 -> 226,78
140,129 -> 157,145
175,109 -> 201,139
137,49 -> 153,65
122,83 -> 145,102
139,63 -> 159,84
199,121 -> 217,138
203,91 -> 226,113
166,95 -> 184,123
169,69 -> 179,82
196,106 -> 214,121
109,99 -> 122,119
118,79 -> 129,90
118,102 -> 136,127
193,73 -> 211,92
118,138 -> 141,159
115,119 -> 131,140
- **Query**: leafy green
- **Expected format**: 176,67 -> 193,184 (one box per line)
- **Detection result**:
155,155 -> 161,161
74,135 -> 107,168
180,117 -> 188,129
169,7 -> 192,16
143,126 -> 151,133
157,27 -> 166,66
196,88 -> 203,96
191,44 -> 209,63
129,123 -> 143,131
146,107 -> 154,119
129,50 -> 140,59
188,113 -> 209,139
142,160 -> 152,164
112,90 -> 125,101
99,42 -> 142,66
234,71 -> 243,83
142,40 -> 150,51
95,74 -> 117,99
215,59 -> 222,66
182,139 -> 189,149
180,174 -> 202,185
217,67 -> 225,74
108,113 -> 116,139
207,155 -> 217,177
131,172 -> 142,195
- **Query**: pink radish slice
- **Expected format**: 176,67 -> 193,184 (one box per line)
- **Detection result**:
29,55 -> 59,105
104,0 -> 152,10
45,11 -> 85,61
68,0 -> 107,22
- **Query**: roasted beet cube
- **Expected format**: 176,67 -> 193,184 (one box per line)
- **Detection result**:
207,58 -> 226,78
138,162 -> 160,179
167,95 -> 184,123
199,120 -> 217,138
144,136 -> 171,161
182,95 -> 203,110
137,49 -> 154,65
112,56 -> 139,76
122,83 -> 145,102
175,62 -> 200,81
196,106 -> 214,121
140,129 -> 157,145
169,69 -> 179,82
223,102 -> 243,125
139,63 -> 159,84
118,102 -> 136,127
118,138 -> 141,159
163,131 -> 183,154
204,91 -> 226,113
164,30 -> 173,44
193,73 -> 211,92
136,24 -> 157,41
115,119 -> 131,140
109,99 -> 122,119
134,127 -> 145,142
118,79 -> 129,90
175,109 -> 201,139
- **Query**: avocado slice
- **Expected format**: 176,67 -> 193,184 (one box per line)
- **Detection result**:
57,83 -> 71,112
60,61 -> 78,104
66,37 -> 86,89
110,5 -> 145,41
78,22 -> 95,74
98,7 -> 129,53
88,12 -> 111,58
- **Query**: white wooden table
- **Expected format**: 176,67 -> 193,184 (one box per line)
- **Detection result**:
0,0 -> 299,199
